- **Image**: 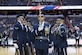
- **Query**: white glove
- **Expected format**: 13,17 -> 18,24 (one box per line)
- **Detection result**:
49,42 -> 54,47
14,44 -> 18,48
26,43 -> 28,45
48,46 -> 54,54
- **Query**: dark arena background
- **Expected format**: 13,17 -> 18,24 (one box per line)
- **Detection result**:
0,0 -> 82,55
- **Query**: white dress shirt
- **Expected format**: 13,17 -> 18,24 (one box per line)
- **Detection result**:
38,22 -> 44,31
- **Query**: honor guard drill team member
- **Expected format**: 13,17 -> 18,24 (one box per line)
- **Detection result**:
13,15 -> 30,55
51,17 -> 68,55
33,14 -> 50,55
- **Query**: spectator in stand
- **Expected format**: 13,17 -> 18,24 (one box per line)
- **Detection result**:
2,26 -> 10,47
27,0 -> 32,6
68,27 -> 73,38
17,0 -> 23,6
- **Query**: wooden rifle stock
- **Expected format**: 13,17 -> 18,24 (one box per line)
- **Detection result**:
26,44 -> 32,55
15,48 -> 20,55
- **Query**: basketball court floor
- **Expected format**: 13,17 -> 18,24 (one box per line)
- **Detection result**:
0,38 -> 82,55
0,46 -> 82,55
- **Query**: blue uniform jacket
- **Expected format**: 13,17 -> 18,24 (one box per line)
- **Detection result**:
13,22 -> 30,45
33,22 -> 50,49
51,24 -> 68,48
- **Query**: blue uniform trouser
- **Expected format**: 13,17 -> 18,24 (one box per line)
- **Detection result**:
36,48 -> 48,55
18,43 -> 27,55
56,48 -> 67,55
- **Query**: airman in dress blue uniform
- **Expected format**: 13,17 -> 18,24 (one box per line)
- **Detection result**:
13,15 -> 30,55
33,14 -> 50,55
51,17 -> 68,55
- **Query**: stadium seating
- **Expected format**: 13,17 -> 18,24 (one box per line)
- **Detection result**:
0,0 -> 82,6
